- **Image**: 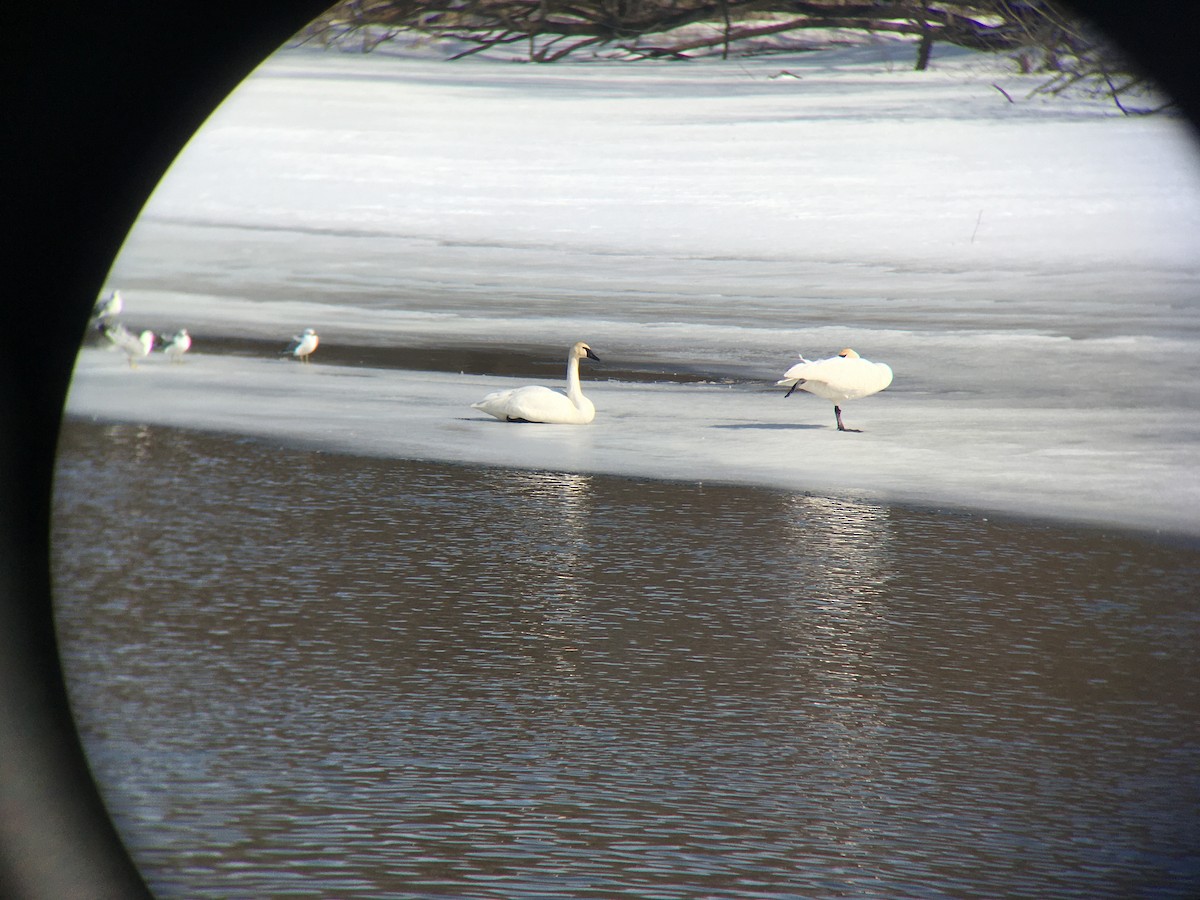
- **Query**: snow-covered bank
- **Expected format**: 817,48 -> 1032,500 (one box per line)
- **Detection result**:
64,348 -> 1200,538
113,41 -> 1200,290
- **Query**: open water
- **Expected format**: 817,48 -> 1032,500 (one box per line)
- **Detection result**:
52,418 -> 1200,899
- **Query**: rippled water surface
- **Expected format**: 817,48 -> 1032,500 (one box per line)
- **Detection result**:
53,420 -> 1200,898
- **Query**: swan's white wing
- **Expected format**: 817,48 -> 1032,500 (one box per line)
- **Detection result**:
777,355 -> 839,383
777,356 -> 892,401
505,386 -> 580,422
776,355 -> 837,391
776,364 -> 806,386
472,385 -> 592,423
471,388 -> 518,419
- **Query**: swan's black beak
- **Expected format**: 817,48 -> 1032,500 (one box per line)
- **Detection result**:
584,347 -> 600,362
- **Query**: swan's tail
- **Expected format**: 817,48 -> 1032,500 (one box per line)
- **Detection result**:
777,353 -> 811,397
780,378 -> 806,398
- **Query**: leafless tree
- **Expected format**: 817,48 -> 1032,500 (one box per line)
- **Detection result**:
297,1 -> 1170,111
993,2 -> 1170,114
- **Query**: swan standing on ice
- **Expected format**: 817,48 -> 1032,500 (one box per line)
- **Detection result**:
472,341 -> 601,424
162,329 -> 191,362
776,348 -> 893,432
103,323 -> 155,368
283,328 -> 319,363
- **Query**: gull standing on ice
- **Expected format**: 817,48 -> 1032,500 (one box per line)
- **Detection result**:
104,323 -> 156,368
92,289 -> 123,322
776,348 -> 893,432
163,329 -> 191,362
472,341 -> 601,424
283,328 -> 319,363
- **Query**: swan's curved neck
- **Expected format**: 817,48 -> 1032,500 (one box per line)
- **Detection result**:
565,349 -> 584,403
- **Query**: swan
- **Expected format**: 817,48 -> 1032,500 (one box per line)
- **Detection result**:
776,348 -> 893,432
163,328 -> 191,362
283,328 -> 319,363
103,323 -> 155,368
472,341 -> 601,424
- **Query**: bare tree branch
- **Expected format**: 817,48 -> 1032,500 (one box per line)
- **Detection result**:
294,0 -> 1173,112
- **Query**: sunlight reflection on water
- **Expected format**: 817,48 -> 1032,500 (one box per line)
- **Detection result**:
52,421 -> 1200,899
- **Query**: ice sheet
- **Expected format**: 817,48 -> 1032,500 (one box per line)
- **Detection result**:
65,346 -> 1200,537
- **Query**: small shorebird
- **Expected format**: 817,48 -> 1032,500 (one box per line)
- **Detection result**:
163,329 -> 191,362
283,328 -> 319,363
92,289 -> 123,322
104,322 -> 155,368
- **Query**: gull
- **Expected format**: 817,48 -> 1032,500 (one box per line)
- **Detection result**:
776,348 -> 893,432
472,341 -> 601,424
283,328 -> 319,363
104,322 -> 155,368
162,329 -> 191,362
92,290 -> 123,322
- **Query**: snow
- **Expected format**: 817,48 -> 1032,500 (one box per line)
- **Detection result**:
67,37 -> 1200,537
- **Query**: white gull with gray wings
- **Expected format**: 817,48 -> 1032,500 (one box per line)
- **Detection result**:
284,328 -> 319,363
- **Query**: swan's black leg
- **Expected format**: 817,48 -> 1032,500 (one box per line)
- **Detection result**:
835,405 -> 862,433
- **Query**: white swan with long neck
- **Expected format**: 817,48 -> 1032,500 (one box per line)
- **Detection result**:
776,347 -> 893,432
472,341 -> 600,424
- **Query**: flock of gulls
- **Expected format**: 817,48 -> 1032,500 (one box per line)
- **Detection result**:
92,290 -> 893,432
93,290 -> 319,368
93,291 -> 182,367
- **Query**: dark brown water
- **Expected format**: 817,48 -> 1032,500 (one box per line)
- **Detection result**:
52,419 -> 1200,899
